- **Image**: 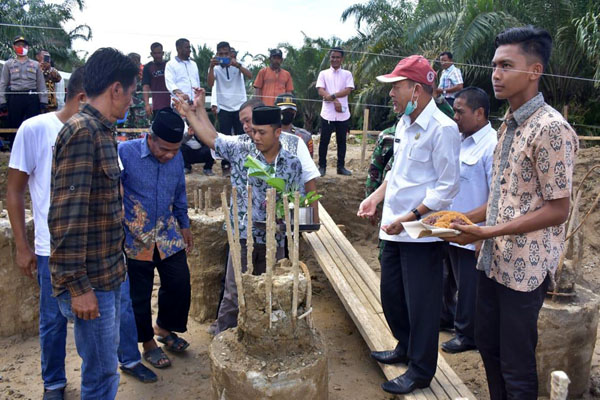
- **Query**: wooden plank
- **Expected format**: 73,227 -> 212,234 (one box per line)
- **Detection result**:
304,208 -> 477,399
314,228 -> 383,314
319,204 -> 381,300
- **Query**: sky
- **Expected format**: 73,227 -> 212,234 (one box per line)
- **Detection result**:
63,0 -> 367,64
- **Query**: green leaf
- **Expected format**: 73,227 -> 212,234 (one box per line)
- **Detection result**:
266,177 -> 286,193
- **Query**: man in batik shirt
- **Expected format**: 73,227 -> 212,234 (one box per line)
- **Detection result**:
119,109 -> 193,369
175,89 -> 303,334
448,26 -> 579,399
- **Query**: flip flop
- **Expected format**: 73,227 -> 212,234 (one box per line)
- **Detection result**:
120,362 -> 158,382
156,332 -> 190,353
143,347 -> 172,369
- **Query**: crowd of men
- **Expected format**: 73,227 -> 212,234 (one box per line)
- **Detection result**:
3,24 -> 578,400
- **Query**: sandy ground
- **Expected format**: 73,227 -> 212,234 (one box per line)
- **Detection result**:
1,138 -> 599,399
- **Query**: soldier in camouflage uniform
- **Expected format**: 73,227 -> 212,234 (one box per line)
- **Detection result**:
365,126 -> 395,197
119,53 -> 149,137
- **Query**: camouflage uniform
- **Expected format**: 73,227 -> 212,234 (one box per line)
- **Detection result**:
365,126 -> 395,197
121,77 -> 149,130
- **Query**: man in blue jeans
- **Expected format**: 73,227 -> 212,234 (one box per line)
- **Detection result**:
7,66 -> 156,399
46,49 -> 152,399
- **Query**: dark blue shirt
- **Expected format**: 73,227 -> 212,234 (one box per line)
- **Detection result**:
119,137 -> 189,261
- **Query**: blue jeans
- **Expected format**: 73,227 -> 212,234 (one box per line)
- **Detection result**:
38,256 -> 68,391
118,277 -> 142,368
57,287 -> 121,400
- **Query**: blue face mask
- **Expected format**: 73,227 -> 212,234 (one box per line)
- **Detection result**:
116,110 -> 129,124
404,86 -> 418,116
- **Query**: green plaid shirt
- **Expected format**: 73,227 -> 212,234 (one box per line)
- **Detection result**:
49,104 -> 126,297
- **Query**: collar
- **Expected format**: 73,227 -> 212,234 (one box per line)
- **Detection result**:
141,136 -> 152,158
401,98 -> 437,130
512,92 -> 545,126
329,66 -> 342,72
80,104 -> 115,132
175,56 -> 189,63
464,122 -> 492,144
445,64 -> 456,73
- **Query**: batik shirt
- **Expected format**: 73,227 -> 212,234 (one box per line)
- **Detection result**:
119,137 -> 189,261
214,135 -> 303,245
365,126 -> 395,197
477,93 -> 579,292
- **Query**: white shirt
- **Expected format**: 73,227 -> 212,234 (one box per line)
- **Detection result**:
212,65 -> 247,112
9,112 -> 64,255
165,56 -> 200,101
381,99 -> 461,242
449,122 -> 497,250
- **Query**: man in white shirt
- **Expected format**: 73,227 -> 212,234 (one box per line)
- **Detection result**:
440,87 -> 497,355
316,47 -> 354,176
6,68 -> 156,400
207,41 -> 252,174
165,38 -> 200,104
357,55 -> 460,395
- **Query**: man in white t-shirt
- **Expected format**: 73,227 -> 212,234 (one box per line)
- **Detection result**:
165,38 -> 200,104
6,68 -> 156,400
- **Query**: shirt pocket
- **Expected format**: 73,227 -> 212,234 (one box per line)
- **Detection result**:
26,67 -> 37,80
460,156 -> 478,181
402,145 -> 432,181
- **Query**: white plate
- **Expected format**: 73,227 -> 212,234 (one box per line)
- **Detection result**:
401,220 -> 461,239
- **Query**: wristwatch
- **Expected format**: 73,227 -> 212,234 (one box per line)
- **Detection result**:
443,90 -> 447,95
331,93 -> 336,100
411,208 -> 422,220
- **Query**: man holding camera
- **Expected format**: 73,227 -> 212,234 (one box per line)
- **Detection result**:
35,50 -> 62,112
0,36 -> 47,132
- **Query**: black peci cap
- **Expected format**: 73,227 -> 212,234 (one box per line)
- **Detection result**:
252,106 -> 281,125
151,108 -> 185,143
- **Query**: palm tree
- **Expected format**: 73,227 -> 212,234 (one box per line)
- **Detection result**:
0,0 -> 91,70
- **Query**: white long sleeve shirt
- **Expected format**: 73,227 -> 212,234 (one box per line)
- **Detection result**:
164,56 -> 200,101
380,98 -> 461,242
449,122 -> 497,251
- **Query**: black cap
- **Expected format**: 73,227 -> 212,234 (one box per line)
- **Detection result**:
269,48 -> 283,58
151,108 -> 184,143
13,36 -> 28,46
252,106 -> 281,125
275,93 -> 297,111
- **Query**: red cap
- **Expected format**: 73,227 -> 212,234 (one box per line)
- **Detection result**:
376,55 -> 436,85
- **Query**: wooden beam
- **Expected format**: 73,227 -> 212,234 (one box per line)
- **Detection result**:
360,108 -> 370,164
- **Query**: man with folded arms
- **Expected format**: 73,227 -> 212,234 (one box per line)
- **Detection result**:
357,55 -> 460,395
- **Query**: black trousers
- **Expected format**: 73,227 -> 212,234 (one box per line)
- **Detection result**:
180,143 -> 214,170
380,240 -> 444,381
218,109 -> 243,170
127,248 -> 191,343
475,271 -> 549,400
7,92 -> 40,129
440,253 -> 457,328
319,118 -> 349,169
443,245 -> 477,344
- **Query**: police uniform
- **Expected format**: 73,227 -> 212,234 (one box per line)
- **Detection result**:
0,37 -> 47,130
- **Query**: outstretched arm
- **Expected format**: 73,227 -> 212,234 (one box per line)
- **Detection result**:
173,88 -> 217,149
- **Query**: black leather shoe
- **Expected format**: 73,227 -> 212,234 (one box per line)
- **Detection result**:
381,372 -> 430,395
337,167 -> 352,176
441,336 -> 476,354
43,388 -> 65,400
319,167 -> 326,177
370,347 -> 408,365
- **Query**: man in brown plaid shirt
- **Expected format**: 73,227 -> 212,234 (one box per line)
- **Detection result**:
49,48 -> 139,400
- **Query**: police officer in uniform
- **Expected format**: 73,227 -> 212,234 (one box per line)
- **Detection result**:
0,36 -> 47,134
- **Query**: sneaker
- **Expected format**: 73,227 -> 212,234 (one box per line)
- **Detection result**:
337,167 -> 352,176
319,167 -> 326,177
203,168 -> 215,176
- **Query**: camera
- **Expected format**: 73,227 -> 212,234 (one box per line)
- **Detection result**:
216,56 -> 230,66
43,54 -> 51,63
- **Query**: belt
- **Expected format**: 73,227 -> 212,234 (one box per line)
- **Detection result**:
7,89 -> 38,94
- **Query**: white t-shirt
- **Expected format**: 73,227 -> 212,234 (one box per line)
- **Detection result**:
9,112 -> 63,256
